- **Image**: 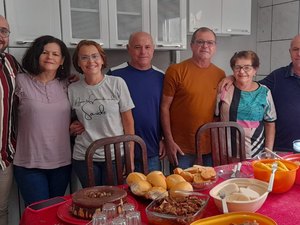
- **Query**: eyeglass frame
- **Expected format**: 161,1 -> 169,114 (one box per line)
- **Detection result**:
0,27 -> 10,38
79,53 -> 101,62
193,39 -> 216,47
232,65 -> 254,72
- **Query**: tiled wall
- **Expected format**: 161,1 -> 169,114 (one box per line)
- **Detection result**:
256,0 -> 300,80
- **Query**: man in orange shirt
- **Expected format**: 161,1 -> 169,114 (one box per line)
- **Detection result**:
161,27 -> 225,169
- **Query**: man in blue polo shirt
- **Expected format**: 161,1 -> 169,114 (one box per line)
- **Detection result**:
259,34 -> 300,152
107,32 -> 165,172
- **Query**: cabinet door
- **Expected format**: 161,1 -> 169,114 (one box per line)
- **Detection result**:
151,0 -> 187,50
189,0 -> 222,34
108,0 -> 150,49
61,0 -> 109,48
0,0 -> 4,16
222,0 -> 251,35
5,0 -> 61,47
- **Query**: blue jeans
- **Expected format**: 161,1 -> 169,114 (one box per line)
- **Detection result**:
170,153 -> 213,171
135,156 -> 161,173
14,165 -> 71,206
73,159 -> 118,188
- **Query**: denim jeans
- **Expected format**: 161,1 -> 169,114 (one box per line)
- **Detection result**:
72,159 -> 118,188
135,155 -> 161,173
170,153 -> 213,171
0,164 -> 13,225
14,165 -> 71,206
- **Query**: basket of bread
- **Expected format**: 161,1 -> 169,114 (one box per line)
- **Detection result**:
173,165 -> 217,190
126,165 -> 217,200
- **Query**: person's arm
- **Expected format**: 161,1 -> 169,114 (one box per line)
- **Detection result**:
264,122 -> 275,150
160,94 -> 184,166
217,75 -> 235,92
121,110 -> 135,171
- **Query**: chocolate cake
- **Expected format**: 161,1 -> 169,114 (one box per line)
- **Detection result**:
72,186 -> 127,220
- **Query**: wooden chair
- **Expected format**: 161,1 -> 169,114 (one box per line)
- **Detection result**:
195,121 -> 246,166
85,134 -> 148,187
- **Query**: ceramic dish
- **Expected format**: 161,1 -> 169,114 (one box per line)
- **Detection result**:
190,212 -> 277,225
209,178 -> 269,213
146,191 -> 209,225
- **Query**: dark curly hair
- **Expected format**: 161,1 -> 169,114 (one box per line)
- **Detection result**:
22,35 -> 71,80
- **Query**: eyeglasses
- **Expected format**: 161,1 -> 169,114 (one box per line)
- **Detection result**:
233,65 -> 253,72
79,53 -> 101,62
194,40 -> 216,47
0,27 -> 10,38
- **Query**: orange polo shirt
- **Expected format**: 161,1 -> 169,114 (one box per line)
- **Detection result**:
163,59 -> 225,155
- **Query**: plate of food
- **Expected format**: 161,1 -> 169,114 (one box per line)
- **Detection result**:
173,165 -> 218,190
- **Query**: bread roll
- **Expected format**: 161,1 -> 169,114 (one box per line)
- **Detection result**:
173,167 -> 183,175
166,174 -> 186,189
183,167 -> 199,174
193,173 -> 205,184
146,171 -> 167,189
145,186 -> 168,200
130,180 -> 152,196
200,167 -> 216,180
180,171 -> 194,182
169,181 -> 193,199
126,172 -> 146,186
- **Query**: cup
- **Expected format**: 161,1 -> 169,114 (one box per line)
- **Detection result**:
102,202 -> 117,221
111,217 -> 127,225
92,212 -> 107,225
122,203 -> 135,215
126,211 -> 141,225
293,140 -> 300,152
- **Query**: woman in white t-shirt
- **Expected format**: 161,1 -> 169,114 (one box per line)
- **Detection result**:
68,40 -> 135,187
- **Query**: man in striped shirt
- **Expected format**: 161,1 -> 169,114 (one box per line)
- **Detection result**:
0,15 -> 21,225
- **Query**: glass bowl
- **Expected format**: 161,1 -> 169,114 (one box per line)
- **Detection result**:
146,191 -> 209,225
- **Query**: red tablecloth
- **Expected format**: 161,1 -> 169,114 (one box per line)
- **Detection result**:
20,161 -> 300,225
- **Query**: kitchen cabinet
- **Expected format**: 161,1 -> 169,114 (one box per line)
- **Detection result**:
189,0 -> 251,35
60,0 -> 109,48
108,0 -> 186,50
189,0 -> 221,34
150,0 -> 187,50
5,0 -> 61,47
0,0 -> 4,16
108,0 -> 149,48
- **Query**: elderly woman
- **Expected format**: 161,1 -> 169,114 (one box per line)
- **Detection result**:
13,35 -> 72,206
68,40 -> 134,187
217,51 -> 277,158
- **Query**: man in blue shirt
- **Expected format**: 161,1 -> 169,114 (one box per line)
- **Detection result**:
108,32 -> 165,172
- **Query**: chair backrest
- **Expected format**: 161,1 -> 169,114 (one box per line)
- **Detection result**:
195,121 -> 246,166
85,134 -> 148,187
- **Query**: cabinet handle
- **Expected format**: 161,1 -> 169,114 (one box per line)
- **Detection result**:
226,28 -> 249,33
157,44 -> 182,48
116,43 -> 127,47
16,40 -> 33,44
